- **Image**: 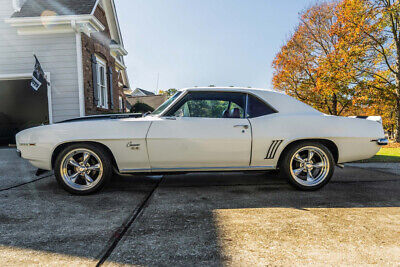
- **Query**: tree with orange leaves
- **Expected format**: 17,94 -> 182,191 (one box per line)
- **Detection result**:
334,0 -> 400,141
273,2 -> 371,116
273,0 -> 400,141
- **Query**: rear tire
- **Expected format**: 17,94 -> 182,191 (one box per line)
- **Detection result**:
54,143 -> 112,195
280,141 -> 335,191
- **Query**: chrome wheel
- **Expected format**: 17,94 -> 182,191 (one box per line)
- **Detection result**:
289,146 -> 330,187
60,148 -> 103,191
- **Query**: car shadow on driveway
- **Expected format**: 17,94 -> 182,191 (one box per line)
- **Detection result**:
0,167 -> 399,265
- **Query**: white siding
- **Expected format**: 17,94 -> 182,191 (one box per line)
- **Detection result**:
0,0 -> 80,123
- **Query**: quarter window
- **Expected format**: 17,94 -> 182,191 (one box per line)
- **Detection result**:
95,56 -> 108,109
246,94 -> 276,118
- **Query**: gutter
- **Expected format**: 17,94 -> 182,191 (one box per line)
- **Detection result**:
5,15 -> 105,35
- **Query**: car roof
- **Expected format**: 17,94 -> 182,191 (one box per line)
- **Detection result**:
180,87 -> 284,94
178,86 -> 321,115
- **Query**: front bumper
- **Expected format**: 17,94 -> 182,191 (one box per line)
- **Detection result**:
372,138 -> 389,146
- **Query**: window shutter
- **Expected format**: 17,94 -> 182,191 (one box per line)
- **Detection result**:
91,55 -> 99,106
108,66 -> 114,109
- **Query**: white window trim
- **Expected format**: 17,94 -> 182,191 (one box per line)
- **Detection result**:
76,32 -> 85,117
119,96 -> 123,111
95,55 -> 108,109
0,72 -> 53,124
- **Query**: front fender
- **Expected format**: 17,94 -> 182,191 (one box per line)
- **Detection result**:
17,118 -> 153,171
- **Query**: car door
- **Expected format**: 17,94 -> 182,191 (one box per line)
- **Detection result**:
146,91 -> 252,170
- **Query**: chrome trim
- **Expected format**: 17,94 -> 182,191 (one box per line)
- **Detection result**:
19,143 -> 36,146
120,165 -> 275,173
161,89 -> 278,118
159,90 -> 188,117
233,124 -> 249,129
371,138 -> 389,146
245,93 -> 249,118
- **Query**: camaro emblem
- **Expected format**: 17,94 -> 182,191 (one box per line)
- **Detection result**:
127,142 -> 140,150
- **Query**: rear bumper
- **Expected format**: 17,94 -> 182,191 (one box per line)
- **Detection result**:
372,138 -> 389,146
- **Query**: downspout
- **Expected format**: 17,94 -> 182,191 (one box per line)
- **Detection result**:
72,20 -> 85,117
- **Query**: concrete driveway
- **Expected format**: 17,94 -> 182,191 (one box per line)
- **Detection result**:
0,148 -> 399,266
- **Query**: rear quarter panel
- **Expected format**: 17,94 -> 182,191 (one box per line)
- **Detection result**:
249,113 -> 384,167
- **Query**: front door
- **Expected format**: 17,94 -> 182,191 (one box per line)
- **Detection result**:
146,91 -> 252,170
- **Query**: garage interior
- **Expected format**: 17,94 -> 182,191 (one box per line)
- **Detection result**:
0,78 -> 48,145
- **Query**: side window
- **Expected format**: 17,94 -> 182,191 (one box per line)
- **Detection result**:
173,102 -> 192,117
166,91 -> 246,118
246,94 -> 276,118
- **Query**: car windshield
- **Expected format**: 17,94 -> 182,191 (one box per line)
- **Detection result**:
151,91 -> 182,116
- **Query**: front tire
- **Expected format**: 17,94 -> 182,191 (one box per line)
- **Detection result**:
280,142 -> 335,191
54,143 -> 112,195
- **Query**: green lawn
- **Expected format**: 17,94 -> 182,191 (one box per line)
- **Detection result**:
360,147 -> 400,163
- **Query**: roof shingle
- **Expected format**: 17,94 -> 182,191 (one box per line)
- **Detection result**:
137,88 -> 155,96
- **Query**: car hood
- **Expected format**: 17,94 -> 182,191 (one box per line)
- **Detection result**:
58,113 -> 143,123
16,115 -> 159,146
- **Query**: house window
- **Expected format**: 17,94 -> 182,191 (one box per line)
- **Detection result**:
95,55 -> 108,109
119,96 -> 123,111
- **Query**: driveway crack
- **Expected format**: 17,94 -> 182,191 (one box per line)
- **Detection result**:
0,173 -> 53,192
96,176 -> 163,266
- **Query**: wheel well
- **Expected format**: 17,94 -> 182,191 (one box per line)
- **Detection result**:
51,141 -> 118,170
277,139 -> 339,168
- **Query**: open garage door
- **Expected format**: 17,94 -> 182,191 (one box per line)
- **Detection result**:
0,78 -> 49,145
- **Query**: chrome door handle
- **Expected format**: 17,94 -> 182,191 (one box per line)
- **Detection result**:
234,124 -> 249,129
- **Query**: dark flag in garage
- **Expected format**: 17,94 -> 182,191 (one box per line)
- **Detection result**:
30,55 -> 48,91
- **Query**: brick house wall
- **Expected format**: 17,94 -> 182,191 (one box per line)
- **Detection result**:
81,6 -> 123,115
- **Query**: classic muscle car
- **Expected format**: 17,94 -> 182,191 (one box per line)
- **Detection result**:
16,87 -> 387,194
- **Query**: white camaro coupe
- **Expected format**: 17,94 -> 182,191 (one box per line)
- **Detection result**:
16,87 -> 387,194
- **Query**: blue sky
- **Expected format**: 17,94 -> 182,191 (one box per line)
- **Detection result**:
115,0 -> 316,93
